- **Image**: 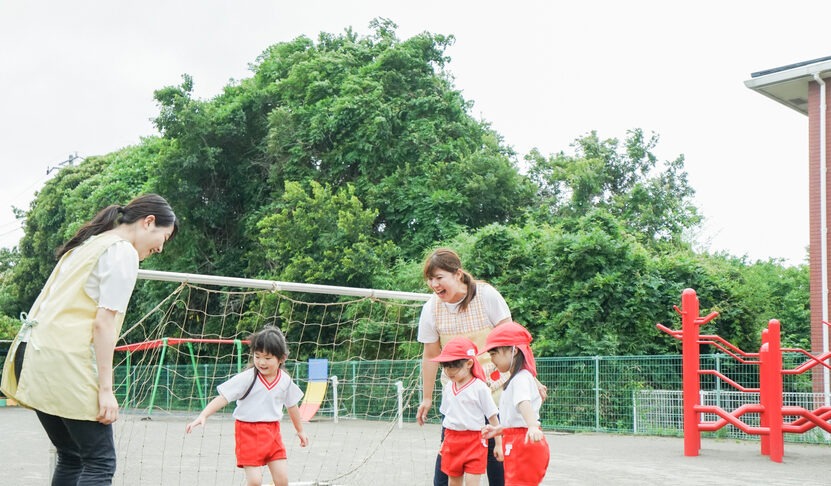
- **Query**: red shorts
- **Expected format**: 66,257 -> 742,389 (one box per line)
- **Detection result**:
440,429 -> 488,477
501,427 -> 550,485
234,420 -> 286,467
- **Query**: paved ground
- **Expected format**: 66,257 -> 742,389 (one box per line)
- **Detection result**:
0,406 -> 828,485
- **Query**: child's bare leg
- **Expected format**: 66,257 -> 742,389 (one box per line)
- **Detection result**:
449,474 -> 464,486
266,459 -> 289,486
464,473 -> 482,486
243,466 -> 263,486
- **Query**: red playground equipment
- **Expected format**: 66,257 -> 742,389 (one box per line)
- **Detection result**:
657,288 -> 831,462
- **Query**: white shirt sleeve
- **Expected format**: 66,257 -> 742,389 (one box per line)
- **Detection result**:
417,296 -> 439,343
499,370 -> 541,427
285,378 -> 304,408
478,284 -> 511,324
507,371 -> 538,408
84,241 -> 139,313
216,368 -> 256,402
477,381 -> 499,420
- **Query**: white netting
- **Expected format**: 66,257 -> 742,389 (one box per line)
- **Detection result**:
110,278 -> 439,485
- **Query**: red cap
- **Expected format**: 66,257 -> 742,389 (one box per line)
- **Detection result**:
483,322 -> 537,377
431,336 -> 486,381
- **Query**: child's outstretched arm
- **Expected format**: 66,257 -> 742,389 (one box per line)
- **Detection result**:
481,416 -> 503,440
517,400 -> 544,443
185,395 -> 229,433
286,404 -> 310,447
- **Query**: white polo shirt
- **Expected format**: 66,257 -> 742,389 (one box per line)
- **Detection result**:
439,377 -> 499,431
217,367 -> 303,422
498,369 -> 541,428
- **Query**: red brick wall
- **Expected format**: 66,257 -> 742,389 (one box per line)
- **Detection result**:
808,79 -> 830,394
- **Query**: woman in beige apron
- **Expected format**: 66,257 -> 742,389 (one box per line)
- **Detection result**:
416,248 -> 513,486
1,193 -> 178,485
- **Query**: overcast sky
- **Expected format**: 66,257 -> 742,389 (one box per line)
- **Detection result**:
1,1 -> 827,266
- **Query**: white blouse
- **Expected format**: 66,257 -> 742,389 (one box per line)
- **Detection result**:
82,240 -> 139,313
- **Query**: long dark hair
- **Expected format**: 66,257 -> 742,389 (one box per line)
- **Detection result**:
56,194 -> 178,259
422,247 -> 478,312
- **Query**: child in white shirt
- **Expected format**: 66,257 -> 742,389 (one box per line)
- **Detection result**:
186,327 -> 309,486
431,336 -> 501,486
482,322 -> 549,485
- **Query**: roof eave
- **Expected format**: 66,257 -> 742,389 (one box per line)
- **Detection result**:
745,60 -> 831,116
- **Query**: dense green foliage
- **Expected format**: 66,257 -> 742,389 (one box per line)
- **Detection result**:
0,20 -> 811,360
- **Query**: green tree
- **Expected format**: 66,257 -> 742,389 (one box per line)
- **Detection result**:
526,129 -> 700,245
259,19 -> 534,256
4,19 -> 812,363
148,19 -> 534,272
252,180 -> 398,357
0,247 -> 21,334
254,180 -> 397,287
153,73 -> 271,276
7,141 -> 166,318
436,214 -> 670,356
12,156 -> 113,308
435,213 -> 790,357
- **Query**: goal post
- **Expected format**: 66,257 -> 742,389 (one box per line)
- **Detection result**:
106,269 -> 437,485
135,269 -> 431,301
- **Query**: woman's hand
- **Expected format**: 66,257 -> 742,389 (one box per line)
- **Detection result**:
416,398 -> 432,426
96,388 -> 119,425
419,342 -> 441,426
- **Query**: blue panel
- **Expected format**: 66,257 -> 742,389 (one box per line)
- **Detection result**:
308,358 -> 329,382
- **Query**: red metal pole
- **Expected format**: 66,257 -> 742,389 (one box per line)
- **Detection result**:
760,329 -> 771,457
681,289 -> 702,456
764,320 -> 784,462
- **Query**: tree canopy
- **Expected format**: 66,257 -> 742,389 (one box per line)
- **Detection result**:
0,19 -> 810,359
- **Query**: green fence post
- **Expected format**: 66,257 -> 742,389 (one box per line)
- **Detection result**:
235,339 -> 243,373
352,360 -> 357,416
186,342 -> 207,409
148,338 -> 169,414
594,356 -> 601,431
166,364 -> 171,410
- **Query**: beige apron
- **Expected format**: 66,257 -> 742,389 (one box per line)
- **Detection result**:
1,233 -> 127,420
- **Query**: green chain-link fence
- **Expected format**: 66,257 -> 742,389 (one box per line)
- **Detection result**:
109,353 -> 830,445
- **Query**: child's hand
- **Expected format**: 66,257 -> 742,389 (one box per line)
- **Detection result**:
493,437 -> 504,462
481,424 -> 502,440
525,425 -> 543,443
297,431 -> 310,447
185,416 -> 205,434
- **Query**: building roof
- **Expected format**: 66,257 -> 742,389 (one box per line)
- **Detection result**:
745,56 -> 831,115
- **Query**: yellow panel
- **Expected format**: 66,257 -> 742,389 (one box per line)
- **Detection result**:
302,381 -> 328,404
298,381 -> 328,421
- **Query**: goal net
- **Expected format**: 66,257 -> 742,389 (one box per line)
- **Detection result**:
108,270 -> 438,485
